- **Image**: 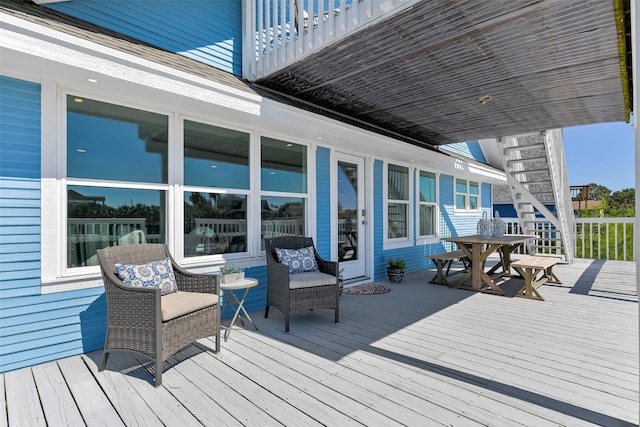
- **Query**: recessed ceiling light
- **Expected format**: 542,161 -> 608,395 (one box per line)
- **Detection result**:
87,78 -> 98,83
210,165 -> 217,168
73,98 -> 83,103
286,143 -> 293,147
270,171 -> 276,175
76,149 -> 86,153
317,136 -> 323,140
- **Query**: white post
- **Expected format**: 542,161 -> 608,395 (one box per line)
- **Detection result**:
632,0 -> 639,348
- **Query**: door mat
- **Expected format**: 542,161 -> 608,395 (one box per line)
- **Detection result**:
343,283 -> 391,295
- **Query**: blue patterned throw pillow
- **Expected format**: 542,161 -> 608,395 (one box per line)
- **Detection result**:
115,257 -> 178,294
275,246 -> 318,274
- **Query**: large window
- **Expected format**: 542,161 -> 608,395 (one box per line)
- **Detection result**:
66,95 -> 168,268
418,170 -> 437,237
386,164 -> 410,239
260,137 -> 307,246
56,95 -> 313,282
184,121 -> 250,257
455,178 -> 479,211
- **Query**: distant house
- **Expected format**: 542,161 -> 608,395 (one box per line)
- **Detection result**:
572,200 -> 604,217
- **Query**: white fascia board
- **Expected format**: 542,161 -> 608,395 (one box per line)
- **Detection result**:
260,96 -> 506,183
476,138 -> 503,170
0,13 -> 261,113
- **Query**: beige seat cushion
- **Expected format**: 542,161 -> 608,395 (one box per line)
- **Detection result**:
161,291 -> 219,322
289,271 -> 336,289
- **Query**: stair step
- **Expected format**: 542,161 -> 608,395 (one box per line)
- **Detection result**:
529,189 -> 554,194
507,155 -> 548,165
518,167 -> 553,174
512,170 -> 551,177
503,143 -> 545,153
520,179 -> 552,185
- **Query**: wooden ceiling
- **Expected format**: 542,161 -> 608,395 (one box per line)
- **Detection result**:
255,0 -> 631,147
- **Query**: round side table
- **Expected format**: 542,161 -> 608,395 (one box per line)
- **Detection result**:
220,277 -> 259,341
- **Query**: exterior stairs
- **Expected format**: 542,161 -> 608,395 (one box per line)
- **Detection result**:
498,129 -> 574,263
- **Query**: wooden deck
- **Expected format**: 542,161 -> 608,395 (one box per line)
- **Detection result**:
2,258 -> 638,426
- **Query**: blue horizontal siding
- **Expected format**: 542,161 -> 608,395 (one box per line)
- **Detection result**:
441,141 -> 488,164
373,160 -> 385,280
0,286 -> 107,371
0,76 -> 97,374
374,166 -> 494,277
316,146 -> 331,259
0,77 -> 40,179
47,0 -> 242,75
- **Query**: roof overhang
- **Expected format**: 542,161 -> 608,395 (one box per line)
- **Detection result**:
255,0 -> 632,148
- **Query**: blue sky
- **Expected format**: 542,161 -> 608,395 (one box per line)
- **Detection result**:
563,121 -> 635,191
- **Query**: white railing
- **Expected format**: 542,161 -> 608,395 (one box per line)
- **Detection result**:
185,219 -> 248,256
574,218 -> 635,261
243,0 -> 417,80
501,217 -> 635,261
261,219 -> 304,239
67,218 -> 153,267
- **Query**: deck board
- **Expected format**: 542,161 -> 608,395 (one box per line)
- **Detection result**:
31,362 -> 85,427
99,351 -> 205,426
0,370 -> 6,427
1,258 -> 637,426
57,356 -> 126,426
4,367 -> 46,427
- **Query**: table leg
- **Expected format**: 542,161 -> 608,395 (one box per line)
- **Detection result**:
486,243 -> 523,276
453,243 -> 505,295
223,288 -> 259,342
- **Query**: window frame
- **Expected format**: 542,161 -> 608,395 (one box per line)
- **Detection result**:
259,135 -> 311,253
383,161 -> 413,249
181,117 -> 252,263
61,92 -> 173,277
41,91 -> 315,292
416,169 -> 439,242
454,177 -> 481,213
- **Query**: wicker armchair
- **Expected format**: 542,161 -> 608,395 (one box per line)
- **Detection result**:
97,244 -> 220,387
264,236 -> 339,332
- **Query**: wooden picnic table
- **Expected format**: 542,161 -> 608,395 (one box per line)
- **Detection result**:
441,234 -> 537,295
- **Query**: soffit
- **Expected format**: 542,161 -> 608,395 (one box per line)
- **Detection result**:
255,0 -> 631,147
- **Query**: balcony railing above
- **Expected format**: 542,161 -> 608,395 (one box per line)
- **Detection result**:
243,0 -> 417,80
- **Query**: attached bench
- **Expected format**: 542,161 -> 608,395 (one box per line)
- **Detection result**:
510,255 -> 562,301
426,250 -> 470,286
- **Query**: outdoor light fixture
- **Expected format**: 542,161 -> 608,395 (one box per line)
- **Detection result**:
87,78 -> 98,83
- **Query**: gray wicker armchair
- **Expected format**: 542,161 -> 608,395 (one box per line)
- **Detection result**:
97,244 -> 220,387
264,236 -> 339,332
